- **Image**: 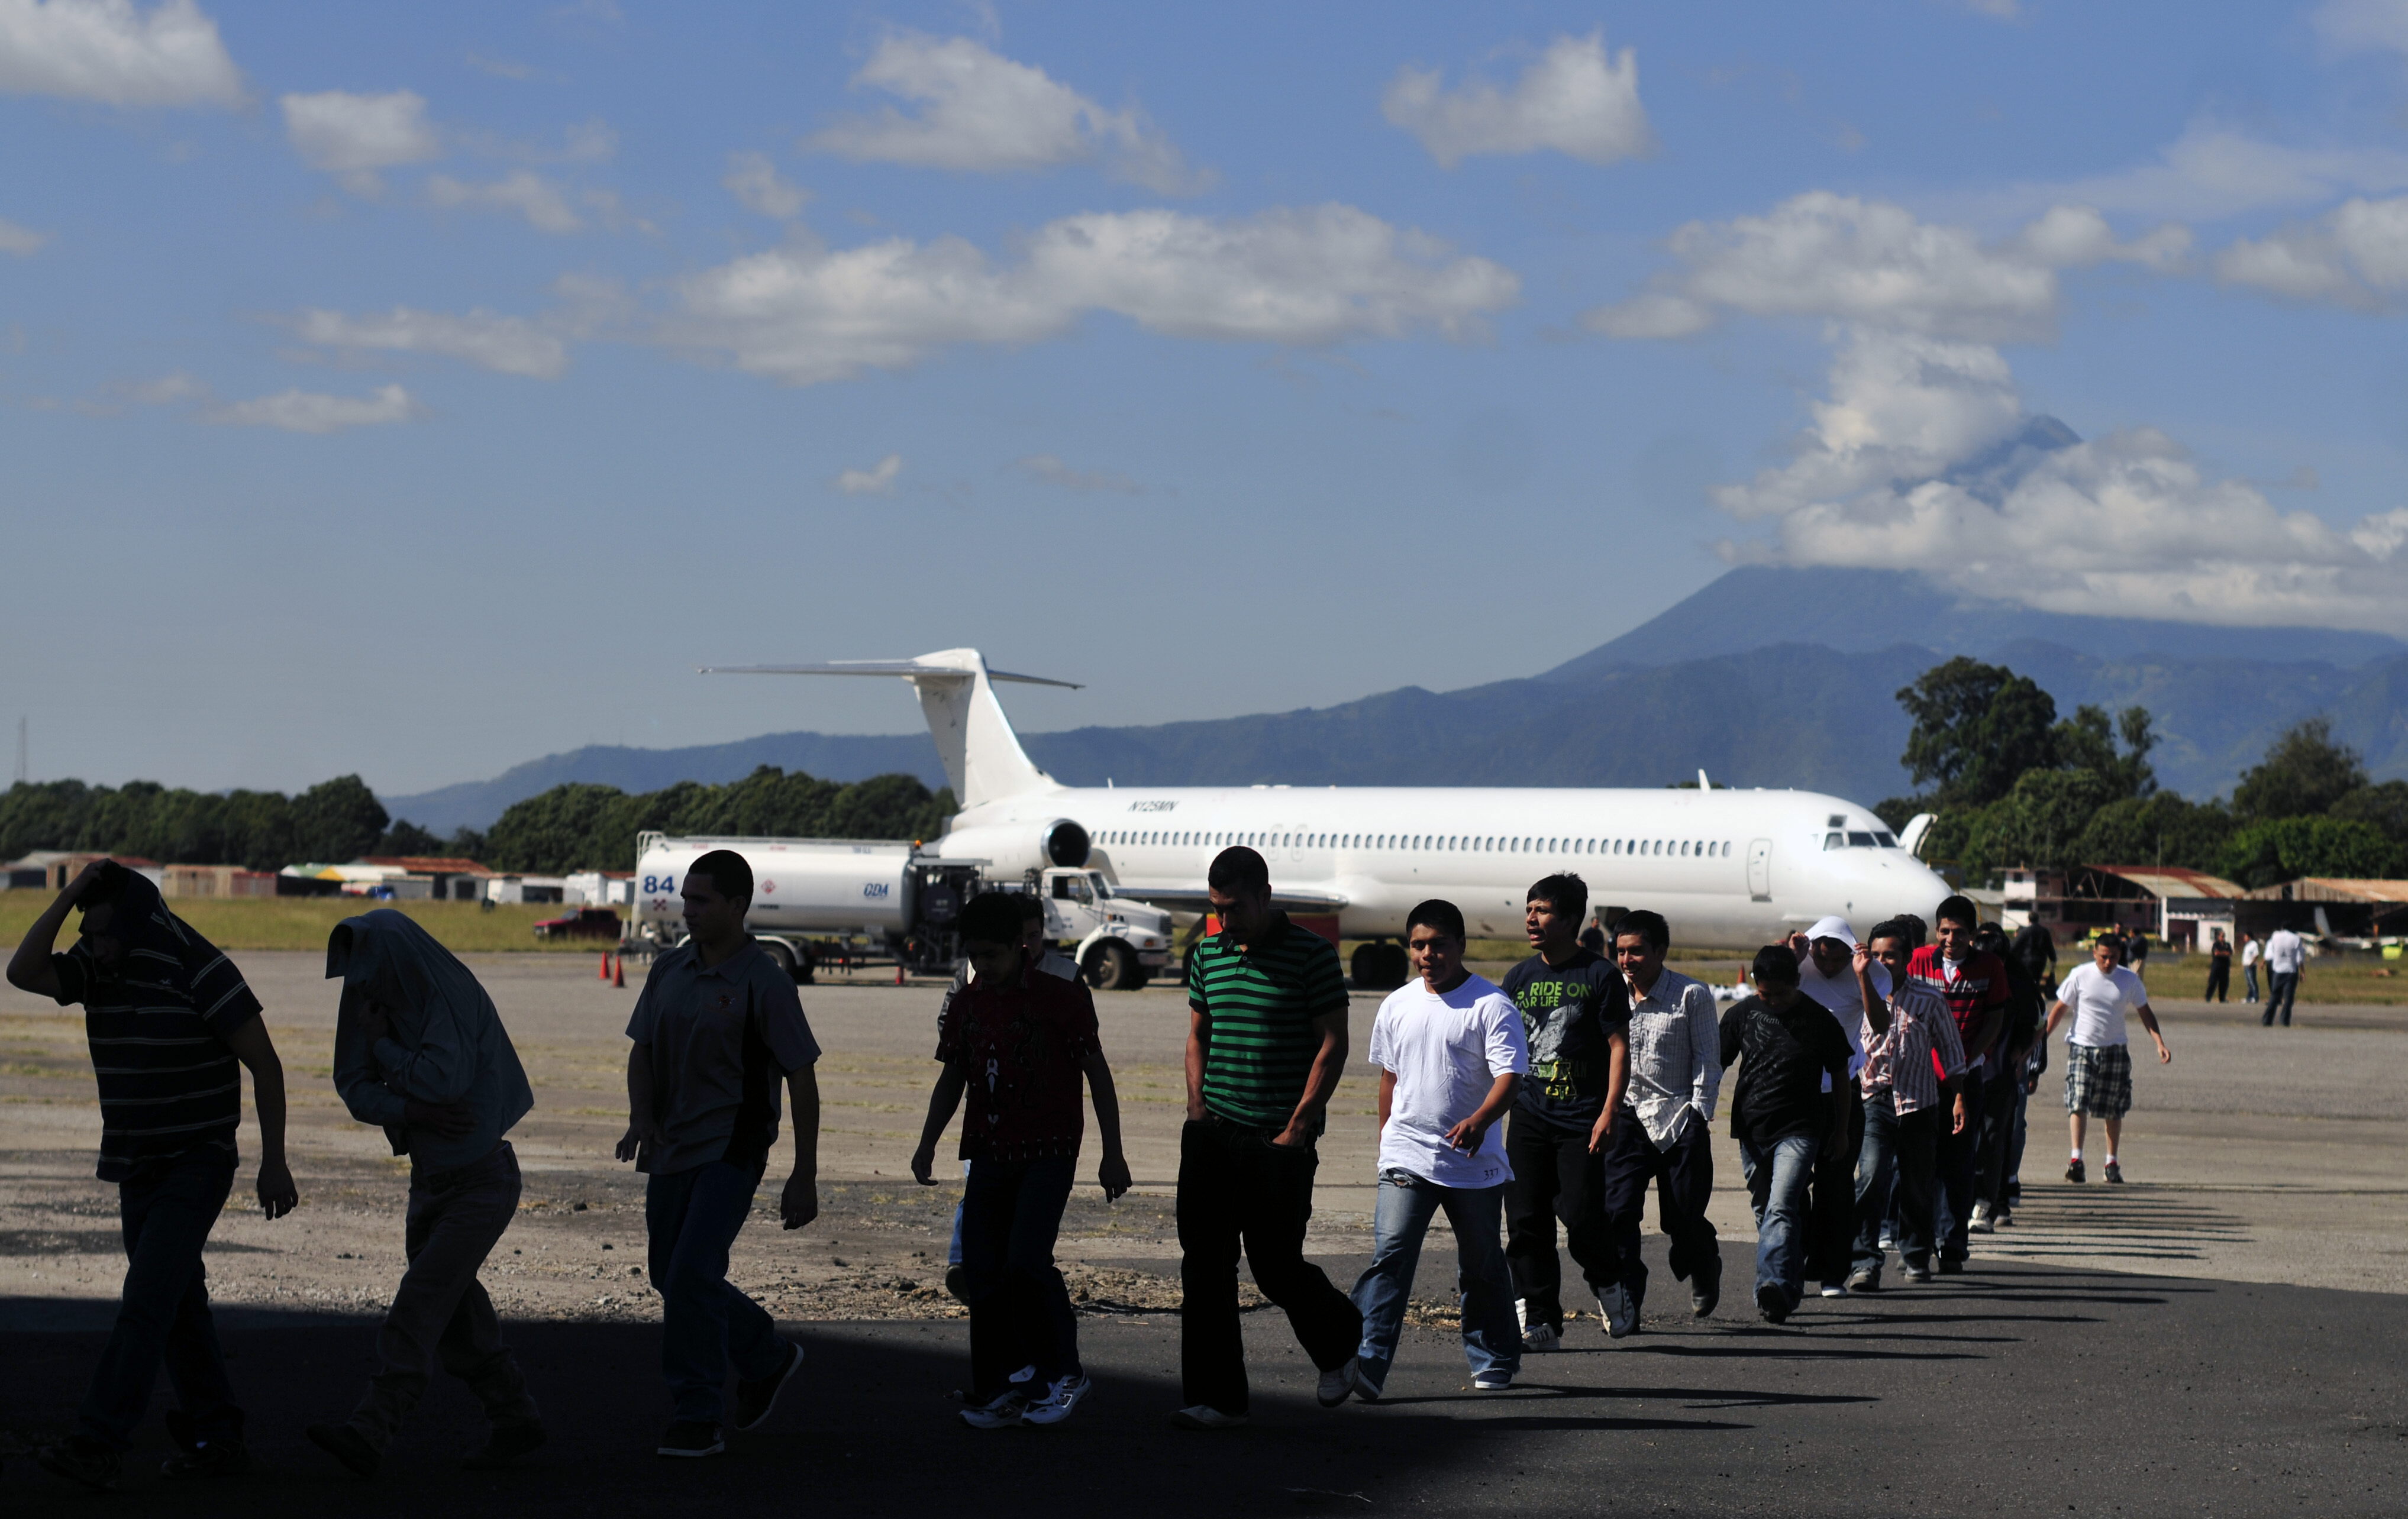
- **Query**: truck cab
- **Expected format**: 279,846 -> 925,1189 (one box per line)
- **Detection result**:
1036,867 -> 1173,990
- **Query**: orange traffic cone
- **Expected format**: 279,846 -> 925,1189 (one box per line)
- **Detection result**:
599,952 -> 611,981
614,954 -> 625,988
896,960 -> 906,986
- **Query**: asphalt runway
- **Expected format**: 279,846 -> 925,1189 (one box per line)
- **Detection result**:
4,951 -> 2406,1512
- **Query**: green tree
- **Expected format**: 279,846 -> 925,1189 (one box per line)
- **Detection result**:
2050,703 -> 2157,801
1897,657 -> 2062,808
2071,791 -> 2232,871
2328,780 -> 2408,850
2215,816 -> 2399,890
373,819 -> 447,857
288,775 -> 389,863
2231,718 -> 2367,822
481,768 -> 958,872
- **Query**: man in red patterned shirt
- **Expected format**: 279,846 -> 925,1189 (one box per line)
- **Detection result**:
1906,896 -> 2009,1275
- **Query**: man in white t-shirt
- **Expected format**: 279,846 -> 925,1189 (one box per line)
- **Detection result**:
2262,927 -> 2306,1029
1345,899 -> 1529,1401
1791,917 -> 1884,1299
2044,936 -> 2172,1185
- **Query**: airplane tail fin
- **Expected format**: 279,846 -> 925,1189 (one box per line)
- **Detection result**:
699,649 -> 1074,810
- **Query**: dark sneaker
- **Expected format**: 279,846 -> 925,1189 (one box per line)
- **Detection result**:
656,1421 -> 724,1458
2104,1162 -> 2125,1184
944,1264 -> 970,1302
305,1422 -> 380,1478
1690,1259 -> 1722,1318
1938,1258 -> 1965,1275
733,1339 -> 805,1432
37,1434 -> 120,1492
1901,1263 -> 1934,1284
1845,1267 -> 1880,1292
160,1437 -> 251,1479
1598,1283 -> 1640,1339
1471,1368 -> 1512,1391
463,1421 -> 547,1470
1315,1357 -> 1359,1408
1754,1283 -> 1791,1324
1170,1404 -> 1247,1430
2065,1159 -> 2086,1184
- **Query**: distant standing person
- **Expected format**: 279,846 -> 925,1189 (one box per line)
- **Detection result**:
1602,911 -> 1725,1321
1347,900 -> 1529,1398
2240,933 -> 2262,1004
2203,930 -> 2232,1004
2262,926 -> 2306,1028
2045,935 -> 2172,1184
2127,932 -> 2150,980
308,910 -> 544,1478
1718,948 -> 1853,1323
8,862 -> 298,1492
2009,921 -> 2058,992
1499,874 -> 1630,1350
1175,846 -> 1362,1430
617,849 -> 821,1460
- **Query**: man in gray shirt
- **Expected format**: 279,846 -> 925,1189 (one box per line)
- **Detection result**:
619,849 -> 822,1460
1598,911 -> 1725,1322
308,910 -> 543,1478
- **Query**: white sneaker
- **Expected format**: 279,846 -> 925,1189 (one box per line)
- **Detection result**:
1472,1369 -> 1512,1391
1993,1207 -> 2013,1229
1170,1404 -> 1247,1430
1316,1358 -> 1360,1408
1521,1323 -> 1561,1353
1021,1373 -> 1090,1427
1819,1283 -> 1849,1298
959,1391 -> 1025,1429
1968,1203 -> 1995,1235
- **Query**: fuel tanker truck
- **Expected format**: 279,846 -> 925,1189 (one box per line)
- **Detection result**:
630,831 -> 1175,988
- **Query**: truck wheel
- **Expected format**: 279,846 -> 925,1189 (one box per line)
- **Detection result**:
1084,942 -> 1140,991
759,939 -> 798,981
1352,942 -> 1409,991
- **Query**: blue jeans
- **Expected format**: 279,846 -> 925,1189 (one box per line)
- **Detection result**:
645,1159 -> 786,1424
2244,965 -> 2260,1001
2265,972 -> 2299,1027
958,1155 -> 1079,1400
1350,1170 -> 1519,1392
1853,1092 -> 1938,1278
1738,1134 -> 1819,1311
80,1148 -> 243,1449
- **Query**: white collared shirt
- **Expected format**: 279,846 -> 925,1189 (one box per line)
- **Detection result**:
1619,967 -> 1722,1146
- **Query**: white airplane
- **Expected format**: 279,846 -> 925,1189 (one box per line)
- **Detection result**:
702,648 -> 1952,970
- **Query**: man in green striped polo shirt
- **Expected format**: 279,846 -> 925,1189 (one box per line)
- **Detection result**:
1173,846 -> 1363,1429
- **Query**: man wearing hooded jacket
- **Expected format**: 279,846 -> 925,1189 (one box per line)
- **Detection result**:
306,910 -> 544,1477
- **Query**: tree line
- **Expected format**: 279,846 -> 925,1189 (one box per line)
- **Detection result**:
0,765 -> 954,877
1880,657 -> 2408,887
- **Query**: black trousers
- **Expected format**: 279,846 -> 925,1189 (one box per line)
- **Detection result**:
1176,1116 -> 1362,1415
1937,1072 -> 1987,1262
1807,1087 -> 1865,1288
1503,1112 -> 1622,1331
1597,1114 -> 1720,1312
2203,961 -> 2230,1002
1973,1067 -> 2019,1208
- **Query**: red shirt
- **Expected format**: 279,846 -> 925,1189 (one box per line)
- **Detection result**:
935,962 -> 1100,1162
1907,946 -> 2010,1053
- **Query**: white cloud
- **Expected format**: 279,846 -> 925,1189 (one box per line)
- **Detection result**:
282,89 -> 442,194
2216,195 -> 2408,308
1381,31 -> 1653,169
1014,454 -> 1140,494
724,151 -> 807,219
1714,327 -> 2408,633
1987,121 -> 2408,223
2315,0 -> 2408,57
805,33 -> 1208,194
0,0 -> 242,106
290,306 -> 569,379
666,203 -> 1519,385
834,453 -> 901,494
0,215 -> 47,254
124,371 -> 204,403
426,169 -> 581,232
205,382 -> 420,434
1587,193 -> 2186,342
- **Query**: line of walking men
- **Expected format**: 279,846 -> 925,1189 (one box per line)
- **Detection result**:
8,846 -> 2173,1486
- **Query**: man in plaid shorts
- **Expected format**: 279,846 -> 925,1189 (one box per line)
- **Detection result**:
2044,936 -> 2171,1184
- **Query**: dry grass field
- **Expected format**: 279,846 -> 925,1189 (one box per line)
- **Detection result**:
0,891 -> 606,956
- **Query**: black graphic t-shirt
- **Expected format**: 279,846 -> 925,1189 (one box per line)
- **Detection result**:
1500,948 -> 1629,1130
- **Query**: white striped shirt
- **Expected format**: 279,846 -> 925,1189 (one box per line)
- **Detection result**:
1858,979 -> 1965,1117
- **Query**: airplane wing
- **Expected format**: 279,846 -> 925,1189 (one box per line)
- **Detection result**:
1105,883 -> 1351,914
699,661 -> 1082,689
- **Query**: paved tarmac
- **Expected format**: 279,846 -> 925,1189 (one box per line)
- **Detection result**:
3,952 -> 2405,1512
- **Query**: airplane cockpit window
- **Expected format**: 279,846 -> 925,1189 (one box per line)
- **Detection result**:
1848,832 -> 1877,848
1824,832 -> 1845,851
1876,832 -> 1897,847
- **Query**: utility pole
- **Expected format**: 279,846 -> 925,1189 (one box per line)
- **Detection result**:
12,716 -> 23,786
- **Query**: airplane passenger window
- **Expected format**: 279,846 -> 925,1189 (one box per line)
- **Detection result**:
1848,832 -> 1876,848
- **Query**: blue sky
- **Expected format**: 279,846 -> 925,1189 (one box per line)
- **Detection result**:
9,0 -> 2408,798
